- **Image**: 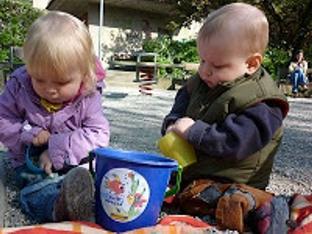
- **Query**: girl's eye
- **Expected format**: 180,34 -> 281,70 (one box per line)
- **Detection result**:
56,80 -> 71,85
34,79 -> 44,83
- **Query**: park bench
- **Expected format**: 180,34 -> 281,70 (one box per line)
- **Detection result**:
109,52 -> 199,90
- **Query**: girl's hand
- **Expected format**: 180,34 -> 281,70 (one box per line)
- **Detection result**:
39,150 -> 52,175
171,117 -> 195,139
33,130 -> 50,146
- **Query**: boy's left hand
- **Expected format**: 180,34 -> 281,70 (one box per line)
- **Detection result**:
172,117 -> 195,139
39,150 -> 52,175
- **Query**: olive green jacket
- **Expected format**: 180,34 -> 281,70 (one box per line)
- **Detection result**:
183,68 -> 289,189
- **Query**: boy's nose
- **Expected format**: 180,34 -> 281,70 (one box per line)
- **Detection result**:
206,70 -> 213,76
202,65 -> 212,76
205,69 -> 212,76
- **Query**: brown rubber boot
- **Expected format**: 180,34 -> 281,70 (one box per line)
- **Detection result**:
53,167 -> 95,222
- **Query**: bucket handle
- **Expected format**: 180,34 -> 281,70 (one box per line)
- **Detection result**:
165,165 -> 182,198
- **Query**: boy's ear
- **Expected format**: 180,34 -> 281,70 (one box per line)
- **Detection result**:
246,53 -> 263,74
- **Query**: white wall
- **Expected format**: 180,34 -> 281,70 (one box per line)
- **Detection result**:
32,0 -> 50,10
88,3 -> 169,64
173,21 -> 202,41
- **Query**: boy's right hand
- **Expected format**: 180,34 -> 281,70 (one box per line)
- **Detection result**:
166,117 -> 195,139
32,130 -> 50,146
166,124 -> 175,134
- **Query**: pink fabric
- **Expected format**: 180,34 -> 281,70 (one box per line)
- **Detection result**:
95,58 -> 106,81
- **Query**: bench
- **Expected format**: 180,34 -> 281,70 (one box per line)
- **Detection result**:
108,52 -> 199,89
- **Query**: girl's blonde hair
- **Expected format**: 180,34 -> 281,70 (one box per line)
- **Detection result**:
198,3 -> 269,56
23,11 -> 96,94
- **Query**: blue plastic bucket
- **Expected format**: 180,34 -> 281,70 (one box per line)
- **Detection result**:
93,147 -> 179,232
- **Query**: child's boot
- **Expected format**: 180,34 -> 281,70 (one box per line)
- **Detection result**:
53,167 -> 95,222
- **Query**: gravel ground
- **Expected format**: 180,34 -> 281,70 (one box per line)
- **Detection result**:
1,84 -> 312,227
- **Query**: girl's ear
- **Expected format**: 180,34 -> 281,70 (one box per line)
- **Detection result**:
246,53 -> 263,75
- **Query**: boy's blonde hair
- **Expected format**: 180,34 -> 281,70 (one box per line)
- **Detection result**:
23,11 -> 96,94
198,3 -> 268,56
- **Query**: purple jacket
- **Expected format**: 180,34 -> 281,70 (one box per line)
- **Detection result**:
0,66 -> 110,170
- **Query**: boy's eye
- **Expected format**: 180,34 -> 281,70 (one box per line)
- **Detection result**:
213,64 -> 227,69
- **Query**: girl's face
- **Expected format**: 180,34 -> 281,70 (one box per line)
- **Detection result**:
31,71 -> 84,104
197,36 -> 250,88
296,52 -> 304,62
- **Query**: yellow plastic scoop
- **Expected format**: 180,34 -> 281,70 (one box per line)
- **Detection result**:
158,131 -> 197,168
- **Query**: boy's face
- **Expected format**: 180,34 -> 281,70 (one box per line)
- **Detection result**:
30,70 -> 84,104
197,36 -> 250,88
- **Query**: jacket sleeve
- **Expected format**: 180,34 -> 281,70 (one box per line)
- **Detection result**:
289,62 -> 296,73
48,93 -> 110,170
161,85 -> 190,135
303,60 -> 308,75
0,78 -> 42,156
186,102 -> 284,161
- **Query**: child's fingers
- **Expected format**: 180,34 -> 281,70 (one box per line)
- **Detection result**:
41,162 -> 52,175
39,161 -> 45,171
32,134 -> 49,146
44,164 -> 52,175
166,125 -> 174,133
32,137 -> 40,146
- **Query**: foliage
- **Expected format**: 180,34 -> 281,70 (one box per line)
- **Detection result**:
143,36 -> 293,80
0,0 -> 42,61
143,36 -> 199,78
263,47 -> 290,80
161,0 -> 312,79
143,36 -> 199,64
167,0 -> 312,61
143,36 -> 173,64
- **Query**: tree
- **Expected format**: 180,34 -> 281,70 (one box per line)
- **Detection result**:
259,0 -> 312,57
167,0 -> 312,59
0,0 -> 42,61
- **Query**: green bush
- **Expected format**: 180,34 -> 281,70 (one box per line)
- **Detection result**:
143,36 -> 199,78
263,47 -> 290,80
143,36 -> 199,64
143,36 -> 291,81
0,0 -> 42,61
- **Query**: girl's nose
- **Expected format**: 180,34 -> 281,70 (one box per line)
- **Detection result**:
46,87 -> 57,96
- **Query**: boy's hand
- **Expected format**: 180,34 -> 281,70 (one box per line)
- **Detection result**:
33,130 -> 50,146
171,117 -> 195,139
39,150 -> 52,175
166,124 -> 175,134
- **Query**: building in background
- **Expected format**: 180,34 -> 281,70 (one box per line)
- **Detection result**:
32,0 -> 199,65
